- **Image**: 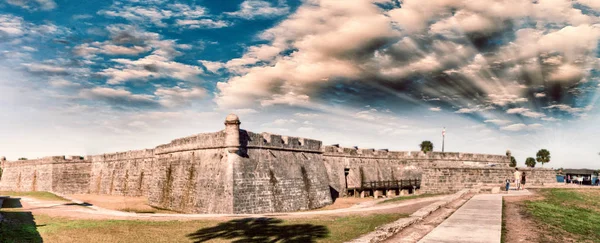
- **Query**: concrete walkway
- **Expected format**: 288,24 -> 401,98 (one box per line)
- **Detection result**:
418,189 -> 530,243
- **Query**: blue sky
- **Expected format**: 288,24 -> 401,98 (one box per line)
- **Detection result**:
1,0 -> 599,169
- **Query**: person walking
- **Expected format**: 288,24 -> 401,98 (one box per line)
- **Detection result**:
505,178 -> 511,192
521,172 -> 526,190
514,168 -> 522,190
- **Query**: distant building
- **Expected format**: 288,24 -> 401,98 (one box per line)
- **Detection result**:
563,169 -> 598,185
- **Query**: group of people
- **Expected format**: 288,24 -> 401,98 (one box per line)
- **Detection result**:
505,168 -> 526,191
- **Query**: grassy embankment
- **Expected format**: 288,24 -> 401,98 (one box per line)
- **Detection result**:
1,206 -> 406,243
0,191 -> 68,201
525,188 -> 600,242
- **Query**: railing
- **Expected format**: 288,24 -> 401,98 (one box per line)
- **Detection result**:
351,179 -> 421,190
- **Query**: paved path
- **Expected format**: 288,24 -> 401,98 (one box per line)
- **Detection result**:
418,189 -> 530,243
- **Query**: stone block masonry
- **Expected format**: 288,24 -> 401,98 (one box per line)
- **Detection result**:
0,114 -> 556,214
420,167 -> 557,194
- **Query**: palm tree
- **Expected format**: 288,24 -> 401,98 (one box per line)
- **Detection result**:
419,141 -> 434,153
536,149 -> 551,167
525,157 -> 536,168
510,156 -> 517,167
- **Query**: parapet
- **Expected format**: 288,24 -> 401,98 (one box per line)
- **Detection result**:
90,149 -> 155,162
243,131 -> 322,153
322,145 -> 509,163
155,131 -> 226,155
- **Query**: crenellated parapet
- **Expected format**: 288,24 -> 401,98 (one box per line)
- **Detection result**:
322,145 -> 509,165
89,149 -> 155,162
243,131 -> 322,153
154,131 -> 226,155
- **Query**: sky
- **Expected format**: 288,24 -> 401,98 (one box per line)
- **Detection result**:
0,0 -> 599,169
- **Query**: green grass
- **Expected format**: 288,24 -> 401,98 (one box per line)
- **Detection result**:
525,189 -> 600,242
378,193 -> 444,204
0,211 -> 43,243
0,210 -> 406,243
0,191 -> 68,202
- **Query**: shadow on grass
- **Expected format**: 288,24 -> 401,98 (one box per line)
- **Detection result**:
2,197 -> 23,208
187,217 -> 329,243
0,211 -> 43,243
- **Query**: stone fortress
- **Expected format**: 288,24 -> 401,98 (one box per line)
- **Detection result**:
0,114 -> 556,214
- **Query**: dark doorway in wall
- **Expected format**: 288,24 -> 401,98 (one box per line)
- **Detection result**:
344,168 -> 350,190
329,186 -> 339,203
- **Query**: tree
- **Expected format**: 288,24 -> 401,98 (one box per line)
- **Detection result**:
509,156 -> 517,167
419,141 -> 434,153
536,149 -> 551,167
525,157 -> 536,168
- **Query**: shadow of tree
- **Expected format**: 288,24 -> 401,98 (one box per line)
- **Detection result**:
187,217 -> 329,243
0,211 -> 43,243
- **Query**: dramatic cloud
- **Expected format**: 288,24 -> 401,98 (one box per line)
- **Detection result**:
213,0 -> 600,125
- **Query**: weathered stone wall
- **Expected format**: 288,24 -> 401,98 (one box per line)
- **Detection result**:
0,156 -> 91,194
419,167 -> 557,194
0,158 -> 54,192
148,131 -> 233,214
52,157 -> 92,194
232,132 -> 332,214
88,149 -> 155,197
323,145 -> 510,195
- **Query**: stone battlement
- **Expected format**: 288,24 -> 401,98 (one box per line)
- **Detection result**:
244,132 -> 322,153
155,131 -> 226,154
323,145 -> 509,163
89,149 -> 155,162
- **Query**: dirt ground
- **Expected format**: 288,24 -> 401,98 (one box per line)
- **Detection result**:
68,194 -> 175,213
502,193 -> 579,243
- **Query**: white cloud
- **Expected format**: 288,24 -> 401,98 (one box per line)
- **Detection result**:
484,119 -> 512,125
99,54 -> 203,84
535,92 -> 546,98
6,0 -> 56,11
500,123 -> 543,132
506,108 -> 546,118
80,87 -> 159,108
175,19 -> 230,29
543,104 -> 592,114
488,94 -> 528,106
429,107 -> 441,112
199,60 -> 225,73
225,0 -> 289,20
155,86 -> 207,107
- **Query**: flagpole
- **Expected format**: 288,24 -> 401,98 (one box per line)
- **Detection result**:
442,127 -> 445,153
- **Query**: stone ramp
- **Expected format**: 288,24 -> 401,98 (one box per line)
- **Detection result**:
418,194 -> 502,243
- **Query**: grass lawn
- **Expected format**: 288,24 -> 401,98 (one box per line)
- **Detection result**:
525,188 -> 600,242
0,191 -> 68,201
378,193 -> 443,204
0,211 -> 406,243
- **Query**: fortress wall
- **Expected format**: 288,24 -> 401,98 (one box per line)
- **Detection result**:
148,131 -> 233,214
88,149 -> 155,197
0,158 -> 54,192
51,157 -> 92,194
322,146 -> 509,195
232,131 -> 332,214
420,167 -> 557,194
